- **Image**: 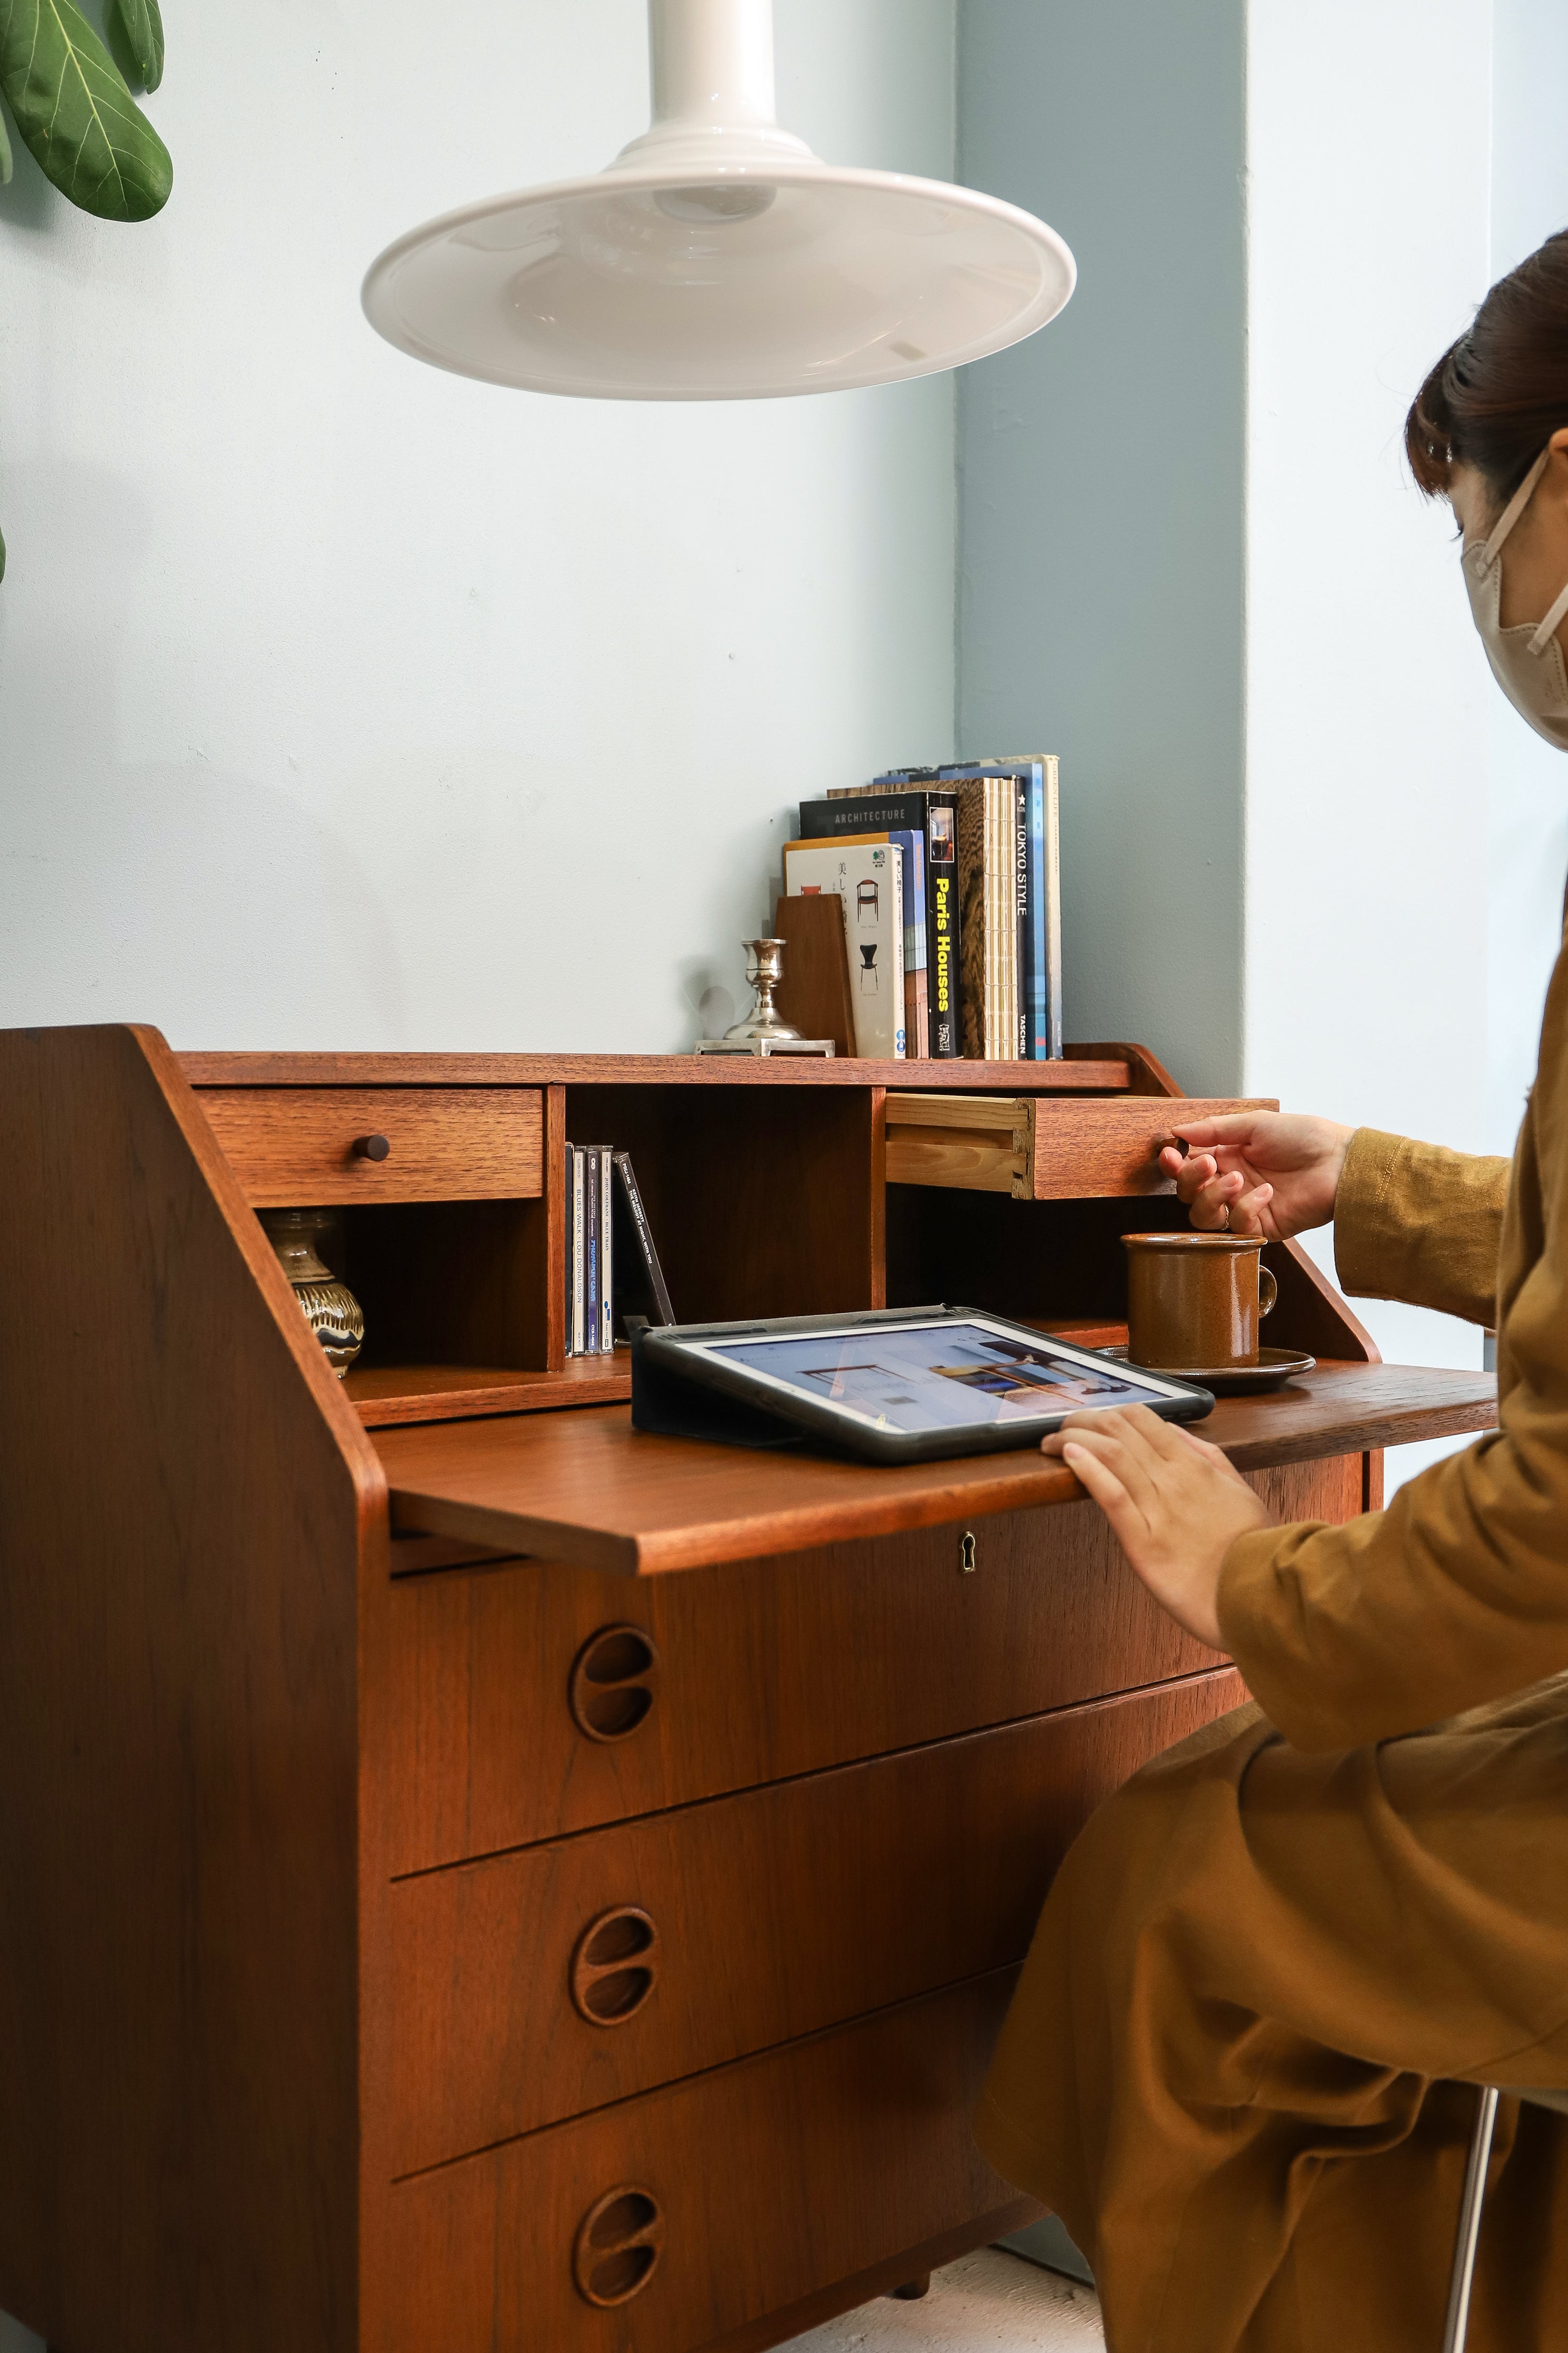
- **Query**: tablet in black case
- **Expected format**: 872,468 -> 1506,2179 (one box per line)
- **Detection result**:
632,1305 -> 1214,1465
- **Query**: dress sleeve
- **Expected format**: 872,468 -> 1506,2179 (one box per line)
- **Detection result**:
1216,1111 -> 1554,1753
1332,1127 -> 1512,1328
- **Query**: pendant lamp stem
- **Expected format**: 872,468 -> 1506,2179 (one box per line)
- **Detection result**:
649,0 -> 777,129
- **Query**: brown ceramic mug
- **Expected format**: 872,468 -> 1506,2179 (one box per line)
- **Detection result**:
1121,1232 -> 1278,1370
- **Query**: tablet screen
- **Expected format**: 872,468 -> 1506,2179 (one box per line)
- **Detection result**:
695,1316 -> 1188,1435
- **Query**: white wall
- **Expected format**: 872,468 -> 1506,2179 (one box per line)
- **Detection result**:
1242,0 -> 1495,1470
0,0 -> 956,1054
1246,0 -> 1568,1489
1486,0 -> 1568,1154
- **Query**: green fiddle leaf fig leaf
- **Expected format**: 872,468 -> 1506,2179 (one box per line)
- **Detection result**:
0,96 -> 12,183
0,0 -> 171,220
113,0 -> 162,93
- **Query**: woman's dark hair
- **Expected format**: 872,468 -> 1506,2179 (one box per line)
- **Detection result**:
1407,228 -> 1568,501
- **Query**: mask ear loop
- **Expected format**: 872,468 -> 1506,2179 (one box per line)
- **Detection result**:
1527,577 -> 1568,660
1481,446 -> 1552,565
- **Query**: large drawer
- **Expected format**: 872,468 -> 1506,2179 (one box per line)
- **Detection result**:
374,1459 -> 1354,1873
196,1085 -> 544,1204
386,1667 -> 1243,2173
376,1974 -> 1028,2353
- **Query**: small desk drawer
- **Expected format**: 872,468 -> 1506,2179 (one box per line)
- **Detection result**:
385,1668 -> 1243,2172
197,1086 -> 543,1205
378,1974 -> 1026,2353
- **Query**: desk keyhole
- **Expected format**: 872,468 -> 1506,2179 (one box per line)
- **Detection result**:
960,1530 -> 978,1575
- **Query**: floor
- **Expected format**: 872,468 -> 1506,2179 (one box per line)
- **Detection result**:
782,2248 -> 1105,2351
0,2249 -> 1102,2352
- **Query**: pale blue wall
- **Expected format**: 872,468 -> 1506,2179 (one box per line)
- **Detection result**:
955,0 -> 1246,1093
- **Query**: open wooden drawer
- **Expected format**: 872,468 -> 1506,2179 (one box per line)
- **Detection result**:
884,1090 -> 1276,1199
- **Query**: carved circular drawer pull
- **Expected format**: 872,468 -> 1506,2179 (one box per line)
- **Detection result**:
353,1133 -> 391,1161
572,2185 -> 664,2307
571,1907 -> 661,2027
569,1624 -> 660,1743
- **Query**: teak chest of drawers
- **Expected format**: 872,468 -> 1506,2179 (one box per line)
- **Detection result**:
0,1029 -> 1497,2353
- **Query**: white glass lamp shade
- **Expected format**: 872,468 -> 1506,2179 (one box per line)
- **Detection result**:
362,0 -> 1076,401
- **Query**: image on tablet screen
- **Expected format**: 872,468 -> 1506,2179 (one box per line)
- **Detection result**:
705,1321 -> 1157,1434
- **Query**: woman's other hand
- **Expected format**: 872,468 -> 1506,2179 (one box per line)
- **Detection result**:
1157,1112 -> 1354,1240
1041,1405 -> 1273,1647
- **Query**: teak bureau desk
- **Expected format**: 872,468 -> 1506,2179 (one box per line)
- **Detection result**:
0,1027 -> 1496,2353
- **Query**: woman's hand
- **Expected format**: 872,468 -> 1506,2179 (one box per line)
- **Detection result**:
1157,1111 -> 1354,1241
1041,1405 -> 1273,1647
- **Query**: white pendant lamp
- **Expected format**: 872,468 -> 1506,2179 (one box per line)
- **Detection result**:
361,0 -> 1076,401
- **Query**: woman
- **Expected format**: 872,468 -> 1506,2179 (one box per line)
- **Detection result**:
976,230 -> 1568,2351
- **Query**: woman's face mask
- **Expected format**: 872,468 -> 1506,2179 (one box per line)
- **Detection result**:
1462,447 -> 1568,749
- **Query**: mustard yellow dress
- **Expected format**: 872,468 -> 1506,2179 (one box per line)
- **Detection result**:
976,935 -> 1568,2351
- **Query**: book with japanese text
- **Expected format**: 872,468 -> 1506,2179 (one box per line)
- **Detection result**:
781,837 -> 906,1058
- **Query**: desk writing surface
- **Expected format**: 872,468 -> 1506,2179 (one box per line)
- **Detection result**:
373,1363 -> 1498,1577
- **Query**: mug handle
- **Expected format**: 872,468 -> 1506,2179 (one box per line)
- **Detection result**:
1259,1266 -> 1278,1320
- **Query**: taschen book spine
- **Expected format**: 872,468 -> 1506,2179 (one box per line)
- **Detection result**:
598,1148 -> 614,1353
1018,754 -> 1064,1060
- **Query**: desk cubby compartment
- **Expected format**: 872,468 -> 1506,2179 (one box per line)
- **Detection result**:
560,1080 -> 883,1326
289,1195 -> 583,1428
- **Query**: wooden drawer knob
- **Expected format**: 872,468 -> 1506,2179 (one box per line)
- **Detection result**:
353,1133 -> 391,1161
570,1907 -> 660,2026
569,1624 -> 660,1743
572,2185 -> 664,2307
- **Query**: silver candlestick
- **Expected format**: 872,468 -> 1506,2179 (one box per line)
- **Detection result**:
723,938 -> 801,1042
694,934 -> 838,1058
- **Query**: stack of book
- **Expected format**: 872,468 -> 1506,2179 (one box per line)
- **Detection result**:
564,1144 -> 675,1355
792,755 -> 1061,1061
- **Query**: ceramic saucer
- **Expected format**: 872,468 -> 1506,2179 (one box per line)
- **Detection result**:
1104,1344 -> 1317,1396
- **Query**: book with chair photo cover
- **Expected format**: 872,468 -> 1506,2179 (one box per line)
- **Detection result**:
787,816 -> 928,1056
782,837 -> 907,1058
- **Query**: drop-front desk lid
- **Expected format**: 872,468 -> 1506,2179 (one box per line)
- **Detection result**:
372,1362 -> 1498,1578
